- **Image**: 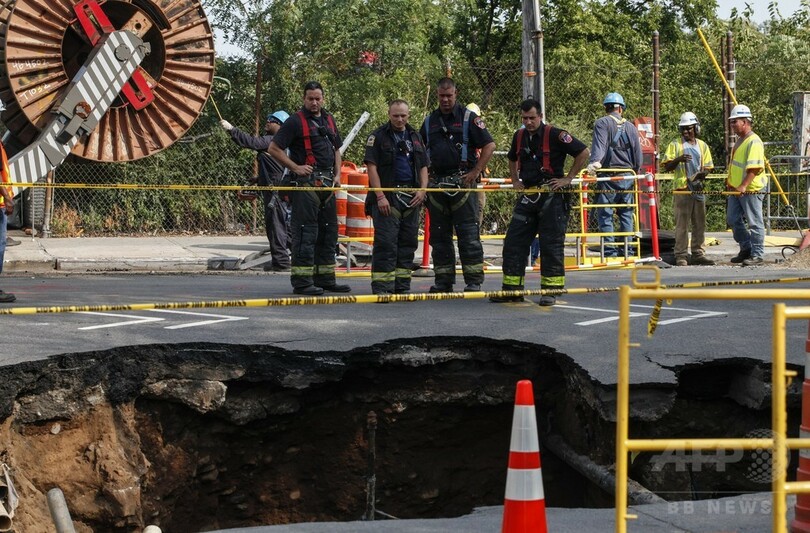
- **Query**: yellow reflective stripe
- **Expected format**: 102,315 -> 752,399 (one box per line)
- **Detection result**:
503,275 -> 524,286
434,265 -> 455,274
541,275 -> 564,288
291,266 -> 314,276
462,263 -> 484,274
371,271 -> 395,282
316,264 -> 335,275
395,268 -> 412,279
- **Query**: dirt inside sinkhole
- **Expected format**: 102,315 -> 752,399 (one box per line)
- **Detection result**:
0,337 -> 799,532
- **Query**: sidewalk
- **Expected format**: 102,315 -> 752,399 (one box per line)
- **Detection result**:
2,230 -> 804,274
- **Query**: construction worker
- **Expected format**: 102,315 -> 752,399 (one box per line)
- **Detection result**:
490,98 -> 589,306
587,92 -> 642,257
268,81 -> 351,295
0,137 -> 15,303
364,99 -> 429,295
726,104 -> 766,266
420,78 -> 495,293
221,110 -> 292,271
661,112 -> 715,266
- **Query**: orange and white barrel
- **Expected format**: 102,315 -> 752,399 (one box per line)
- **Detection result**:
336,162 -> 357,236
346,170 -> 374,242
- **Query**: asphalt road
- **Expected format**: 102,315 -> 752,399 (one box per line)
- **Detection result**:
3,265 -> 810,386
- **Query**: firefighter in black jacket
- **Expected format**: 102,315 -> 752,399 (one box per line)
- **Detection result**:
268,81 -> 350,296
419,78 -> 495,293
364,99 -> 429,295
221,110 -> 291,271
491,99 -> 589,306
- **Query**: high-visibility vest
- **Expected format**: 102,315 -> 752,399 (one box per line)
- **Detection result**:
664,138 -> 713,190
727,132 -> 766,192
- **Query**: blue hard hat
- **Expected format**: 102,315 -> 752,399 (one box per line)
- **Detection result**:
603,92 -> 626,110
267,110 -> 290,124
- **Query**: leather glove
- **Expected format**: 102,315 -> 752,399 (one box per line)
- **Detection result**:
586,162 -> 601,175
220,119 -> 233,131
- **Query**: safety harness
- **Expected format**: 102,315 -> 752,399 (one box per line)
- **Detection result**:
424,108 -> 472,167
515,124 -> 552,174
297,110 -> 338,166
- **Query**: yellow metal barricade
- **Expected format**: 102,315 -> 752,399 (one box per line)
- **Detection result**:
616,266 -> 810,532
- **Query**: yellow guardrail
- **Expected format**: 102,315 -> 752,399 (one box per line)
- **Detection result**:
616,265 -> 810,533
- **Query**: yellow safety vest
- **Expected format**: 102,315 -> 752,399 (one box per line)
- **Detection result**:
727,132 -> 766,192
663,138 -> 714,190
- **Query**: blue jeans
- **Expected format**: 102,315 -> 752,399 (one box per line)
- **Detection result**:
595,178 -> 634,254
726,193 -> 765,258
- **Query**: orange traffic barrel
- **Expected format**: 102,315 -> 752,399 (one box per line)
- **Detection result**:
336,162 -> 357,236
346,171 -> 373,241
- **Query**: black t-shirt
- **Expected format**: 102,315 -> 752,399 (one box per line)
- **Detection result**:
419,104 -> 494,176
507,124 -> 587,183
272,109 -> 343,170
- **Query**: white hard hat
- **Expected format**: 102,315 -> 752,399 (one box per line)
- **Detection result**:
729,104 -> 753,121
678,112 -> 699,127
466,102 -> 481,115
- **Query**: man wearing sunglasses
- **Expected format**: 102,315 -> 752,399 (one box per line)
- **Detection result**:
221,110 -> 292,272
661,112 -> 715,267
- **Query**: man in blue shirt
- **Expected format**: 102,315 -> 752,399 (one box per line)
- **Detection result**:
587,92 -> 642,257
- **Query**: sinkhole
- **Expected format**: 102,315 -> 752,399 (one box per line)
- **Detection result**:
0,337 -> 799,532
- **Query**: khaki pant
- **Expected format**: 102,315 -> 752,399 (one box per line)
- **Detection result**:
673,193 -> 707,260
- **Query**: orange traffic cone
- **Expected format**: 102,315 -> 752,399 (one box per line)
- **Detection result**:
501,380 -> 548,533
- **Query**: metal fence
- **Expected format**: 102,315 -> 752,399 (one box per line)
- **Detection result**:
9,62 -> 804,239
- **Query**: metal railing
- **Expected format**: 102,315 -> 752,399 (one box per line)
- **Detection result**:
615,266 -> 810,533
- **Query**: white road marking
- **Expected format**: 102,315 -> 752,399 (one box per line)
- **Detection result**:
557,303 -> 726,327
78,312 -> 164,330
145,309 -> 249,329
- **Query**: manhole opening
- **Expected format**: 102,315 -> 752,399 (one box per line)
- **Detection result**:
0,339 -> 799,531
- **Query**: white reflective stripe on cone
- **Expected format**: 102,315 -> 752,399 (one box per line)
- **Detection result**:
504,468 -> 545,501
509,405 -> 539,452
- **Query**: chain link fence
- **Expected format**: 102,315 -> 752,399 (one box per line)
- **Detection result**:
10,60 -> 805,239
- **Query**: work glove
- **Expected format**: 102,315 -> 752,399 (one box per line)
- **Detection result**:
586,162 -> 601,175
220,119 -> 233,131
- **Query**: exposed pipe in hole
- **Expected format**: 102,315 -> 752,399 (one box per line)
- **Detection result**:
46,488 -> 75,533
543,434 -> 665,505
364,411 -> 377,521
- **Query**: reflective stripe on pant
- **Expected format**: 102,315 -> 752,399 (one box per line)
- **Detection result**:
370,201 -> 421,293
502,193 -> 568,290
290,189 -> 338,289
427,191 -> 484,287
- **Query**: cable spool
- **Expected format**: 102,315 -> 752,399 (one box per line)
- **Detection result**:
0,0 -> 215,162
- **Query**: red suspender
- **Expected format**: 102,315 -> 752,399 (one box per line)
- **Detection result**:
542,124 -> 551,172
297,111 -> 338,167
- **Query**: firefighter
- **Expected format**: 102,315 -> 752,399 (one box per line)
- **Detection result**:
268,81 -> 351,295
221,110 -> 292,271
0,137 -> 14,303
364,99 -> 429,295
491,98 -> 589,306
419,78 -> 495,293
587,92 -> 643,257
661,112 -> 715,266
